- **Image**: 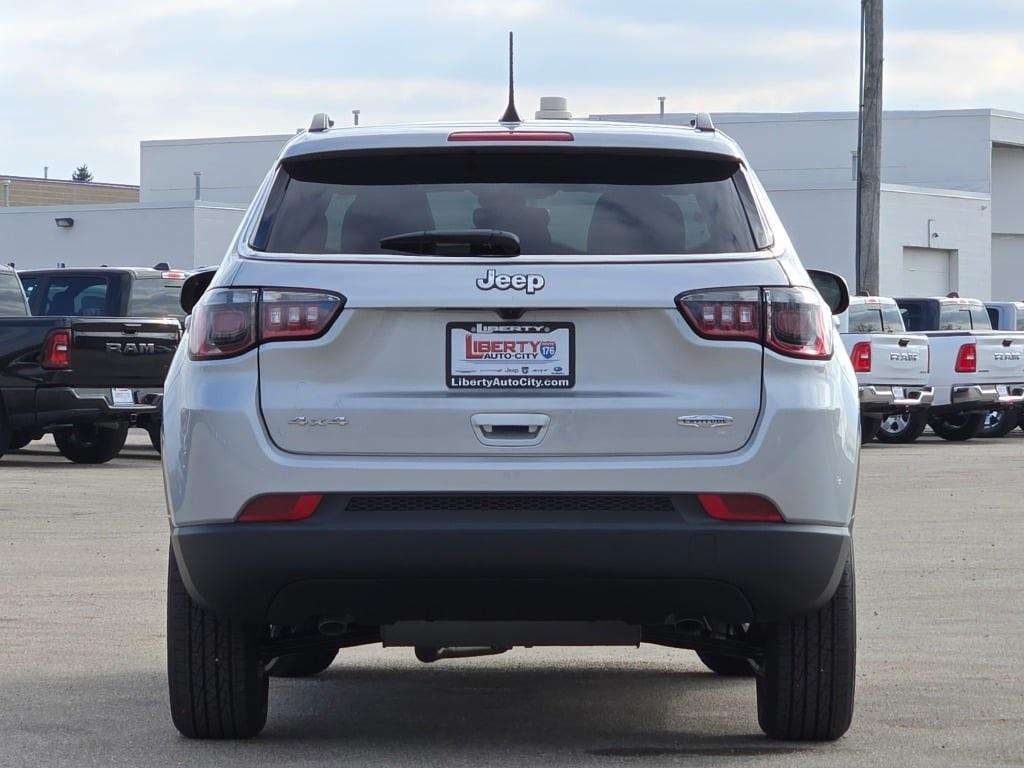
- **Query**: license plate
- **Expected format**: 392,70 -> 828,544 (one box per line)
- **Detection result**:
446,321 -> 575,390
111,388 -> 134,405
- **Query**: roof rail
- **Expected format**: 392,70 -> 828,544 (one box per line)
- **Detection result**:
309,113 -> 334,133
691,112 -> 715,132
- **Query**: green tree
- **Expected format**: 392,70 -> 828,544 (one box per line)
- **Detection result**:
71,164 -> 93,183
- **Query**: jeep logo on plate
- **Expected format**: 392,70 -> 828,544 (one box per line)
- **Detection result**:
476,269 -> 545,295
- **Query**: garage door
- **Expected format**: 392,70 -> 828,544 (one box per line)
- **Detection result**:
903,247 -> 951,297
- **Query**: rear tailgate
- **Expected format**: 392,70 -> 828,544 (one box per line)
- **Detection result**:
253,260 -> 781,457
68,317 -> 181,388
973,331 -> 1024,380
844,332 -> 928,385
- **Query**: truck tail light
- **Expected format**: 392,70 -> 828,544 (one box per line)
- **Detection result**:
237,493 -> 323,522
42,329 -> 71,369
676,286 -> 832,360
447,131 -> 574,142
189,289 -> 343,360
698,493 -> 783,523
850,341 -> 872,372
955,342 -> 977,373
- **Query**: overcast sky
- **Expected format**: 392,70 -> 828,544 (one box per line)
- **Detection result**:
2,0 -> 1022,185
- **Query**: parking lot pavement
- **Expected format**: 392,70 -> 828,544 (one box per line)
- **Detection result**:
1,432 -> 1023,767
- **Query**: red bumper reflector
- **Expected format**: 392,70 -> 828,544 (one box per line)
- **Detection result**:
698,493 -> 784,523
237,494 -> 323,523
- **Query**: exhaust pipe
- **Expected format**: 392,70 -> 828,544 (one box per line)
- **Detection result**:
414,646 -> 510,663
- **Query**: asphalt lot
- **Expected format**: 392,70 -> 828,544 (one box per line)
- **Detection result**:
1,431 -> 1022,768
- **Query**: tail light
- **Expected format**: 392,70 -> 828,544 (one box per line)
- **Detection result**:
677,286 -> 833,360
850,341 -> 872,372
237,493 -> 323,523
189,288 -> 344,360
42,329 -> 71,369
698,493 -> 783,522
447,131 -> 574,142
955,343 -> 977,373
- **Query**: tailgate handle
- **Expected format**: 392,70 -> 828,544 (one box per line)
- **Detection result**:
898,337 -> 911,347
122,323 -> 143,335
1003,338 -> 1013,347
471,413 -> 550,446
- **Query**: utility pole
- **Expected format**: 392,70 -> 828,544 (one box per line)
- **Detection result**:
856,0 -> 883,294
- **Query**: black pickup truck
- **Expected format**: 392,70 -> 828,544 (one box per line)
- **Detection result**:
0,266 -> 185,463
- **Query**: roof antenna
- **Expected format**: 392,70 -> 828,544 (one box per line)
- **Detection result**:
499,31 -> 521,123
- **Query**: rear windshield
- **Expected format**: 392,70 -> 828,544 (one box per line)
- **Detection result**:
251,150 -> 767,256
0,271 -> 29,316
128,278 -> 186,319
32,275 -> 116,316
938,303 -> 991,331
847,303 -> 905,333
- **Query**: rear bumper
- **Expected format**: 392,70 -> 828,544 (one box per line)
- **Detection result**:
943,383 -> 1024,413
859,384 -> 933,413
171,501 -> 851,627
6,386 -> 163,430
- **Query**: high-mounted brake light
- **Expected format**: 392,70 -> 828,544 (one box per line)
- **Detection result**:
955,342 -> 977,373
676,286 -> 832,360
237,493 -> 323,523
42,329 -> 71,369
188,288 -> 344,360
698,493 -> 783,523
447,131 -> 574,142
850,341 -> 872,372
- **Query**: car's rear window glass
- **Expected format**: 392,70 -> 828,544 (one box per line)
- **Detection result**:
0,272 -> 29,316
847,303 -> 905,333
252,150 -> 761,256
1017,308 -> 1024,332
34,275 -> 115,316
938,304 -> 991,330
128,279 -> 186,319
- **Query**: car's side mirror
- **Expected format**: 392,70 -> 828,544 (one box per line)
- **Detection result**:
807,269 -> 850,315
180,268 -> 218,315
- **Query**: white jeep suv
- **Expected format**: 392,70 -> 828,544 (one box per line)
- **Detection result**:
163,115 -> 859,742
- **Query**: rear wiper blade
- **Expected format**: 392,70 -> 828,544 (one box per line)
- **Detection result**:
379,229 -> 520,257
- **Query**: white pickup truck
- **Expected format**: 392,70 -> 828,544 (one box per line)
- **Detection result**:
838,296 -> 932,443
981,301 -> 1024,435
895,296 -> 1024,440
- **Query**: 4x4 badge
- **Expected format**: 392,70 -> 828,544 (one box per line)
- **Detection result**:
476,269 -> 545,295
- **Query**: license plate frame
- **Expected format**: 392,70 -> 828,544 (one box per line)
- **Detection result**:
111,387 -> 135,406
446,321 -> 575,390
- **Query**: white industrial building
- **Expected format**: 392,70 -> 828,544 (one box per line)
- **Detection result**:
595,109 -> 1024,300
2,108 -> 1023,302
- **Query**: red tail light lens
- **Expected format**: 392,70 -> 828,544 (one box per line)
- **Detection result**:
189,289 -> 343,360
189,289 -> 258,359
698,493 -> 783,523
765,287 -> 833,359
237,493 -> 323,523
955,343 -> 977,373
42,329 -> 71,369
850,341 -> 872,372
677,289 -> 761,341
261,290 -> 343,341
677,286 -> 832,360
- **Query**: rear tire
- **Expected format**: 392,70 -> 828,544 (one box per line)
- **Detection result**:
167,548 -> 269,739
859,416 -> 881,444
979,409 -> 1018,438
8,431 -> 34,450
756,556 -> 856,741
53,422 -> 129,464
930,413 -> 985,441
875,411 -> 928,444
0,405 -> 10,460
147,423 -> 162,453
